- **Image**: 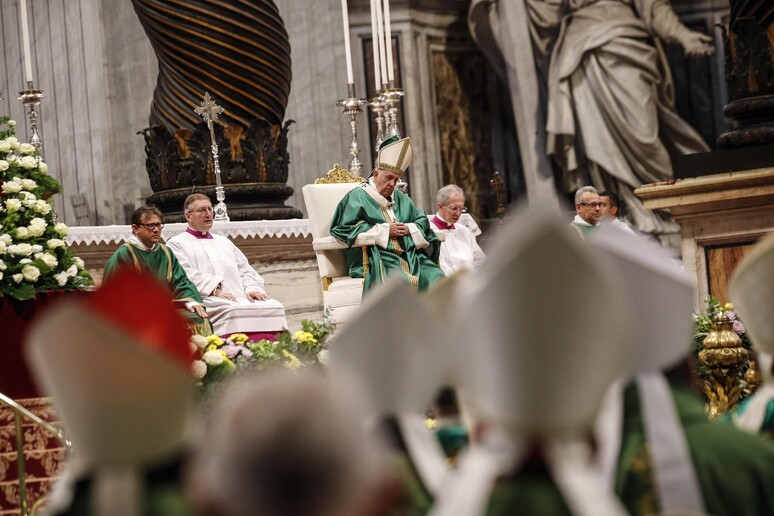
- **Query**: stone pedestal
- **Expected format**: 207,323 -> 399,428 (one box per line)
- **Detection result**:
635,168 -> 774,306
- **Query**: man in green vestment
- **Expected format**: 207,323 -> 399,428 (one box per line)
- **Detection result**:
569,186 -> 602,239
330,136 -> 444,293
104,206 -> 211,334
615,362 -> 774,516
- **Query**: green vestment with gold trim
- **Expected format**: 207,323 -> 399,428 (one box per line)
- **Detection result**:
330,185 -> 444,293
104,242 -> 211,334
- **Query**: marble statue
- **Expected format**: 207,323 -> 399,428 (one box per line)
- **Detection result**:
470,0 -> 715,234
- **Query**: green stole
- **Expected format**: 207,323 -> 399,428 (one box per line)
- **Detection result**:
615,380 -> 774,516
330,185 -> 444,293
104,242 -> 211,334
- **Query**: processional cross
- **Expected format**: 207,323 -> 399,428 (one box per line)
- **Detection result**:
195,92 -> 229,221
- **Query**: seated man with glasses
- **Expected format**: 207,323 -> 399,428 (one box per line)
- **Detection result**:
104,205 -> 211,334
570,186 -> 603,239
431,184 -> 486,275
167,194 -> 287,340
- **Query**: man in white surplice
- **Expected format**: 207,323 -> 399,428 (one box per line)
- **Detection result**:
430,185 -> 485,275
167,194 -> 287,337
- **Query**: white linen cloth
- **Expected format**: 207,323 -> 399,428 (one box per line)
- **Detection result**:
167,231 -> 287,334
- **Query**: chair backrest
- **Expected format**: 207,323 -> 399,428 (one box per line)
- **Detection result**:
302,165 -> 366,281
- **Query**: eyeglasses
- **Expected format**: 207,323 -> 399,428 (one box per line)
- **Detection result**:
191,206 -> 213,214
444,204 -> 467,213
139,223 -> 164,231
579,202 -> 603,209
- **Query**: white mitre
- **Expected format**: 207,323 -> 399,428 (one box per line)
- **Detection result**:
592,225 -> 705,514
327,276 -> 454,495
431,208 -> 632,516
25,269 -> 195,516
729,232 -> 774,429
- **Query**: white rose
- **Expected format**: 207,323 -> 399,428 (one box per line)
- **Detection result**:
9,243 -> 32,256
53,271 -> 68,287
47,239 -> 65,249
6,199 -> 21,212
0,241 -> 5,254
0,259 -> 5,270
7,120 -> 16,127
30,244 -> 42,253
38,161 -> 48,173
0,160 -> 8,171
29,217 -> 46,228
1,181 -> 22,194
17,143 -> 35,155
20,179 -> 37,190
15,227 -> 29,239
54,223 -> 68,236
74,257 -> 84,269
22,264 -> 40,282
19,156 -> 37,169
66,264 -> 78,277
12,273 -> 23,283
0,140 -> 10,153
6,137 -> 18,148
20,258 -> 32,264
191,334 -> 208,350
202,349 -> 224,366
27,225 -> 45,237
191,360 -> 208,379
20,191 -> 36,200
0,271 -> 3,281
40,253 -> 58,268
34,201 -> 51,214
0,234 -> 11,245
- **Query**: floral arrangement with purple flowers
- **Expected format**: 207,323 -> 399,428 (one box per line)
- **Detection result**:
692,298 -> 750,355
190,314 -> 334,400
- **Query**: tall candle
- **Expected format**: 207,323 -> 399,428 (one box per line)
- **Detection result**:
374,0 -> 388,88
340,0 -> 354,85
382,0 -> 394,83
19,0 -> 33,84
369,0 -> 381,90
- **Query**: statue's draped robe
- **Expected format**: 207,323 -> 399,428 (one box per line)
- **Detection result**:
103,239 -> 210,334
330,184 -> 444,293
544,0 -> 709,234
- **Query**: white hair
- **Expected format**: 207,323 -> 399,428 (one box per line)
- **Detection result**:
438,184 -> 464,205
574,186 -> 598,205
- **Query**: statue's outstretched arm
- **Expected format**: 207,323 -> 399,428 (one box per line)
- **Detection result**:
640,0 -> 715,56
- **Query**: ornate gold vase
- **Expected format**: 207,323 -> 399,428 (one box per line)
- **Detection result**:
697,314 -> 749,419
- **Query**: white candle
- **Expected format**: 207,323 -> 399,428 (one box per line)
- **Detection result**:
374,0 -> 388,88
340,0 -> 354,85
19,0 -> 33,84
369,0 -> 381,90
382,0 -> 394,83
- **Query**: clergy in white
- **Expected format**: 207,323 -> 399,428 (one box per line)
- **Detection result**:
167,194 -> 288,336
430,185 -> 485,275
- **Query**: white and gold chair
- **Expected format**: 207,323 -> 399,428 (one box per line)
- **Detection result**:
302,165 -> 370,325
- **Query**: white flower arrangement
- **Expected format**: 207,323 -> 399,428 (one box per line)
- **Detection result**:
0,115 -> 92,300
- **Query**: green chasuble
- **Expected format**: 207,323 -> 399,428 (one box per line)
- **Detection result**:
569,222 -> 598,239
330,184 -> 445,293
616,379 -> 774,516
104,241 -> 211,334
